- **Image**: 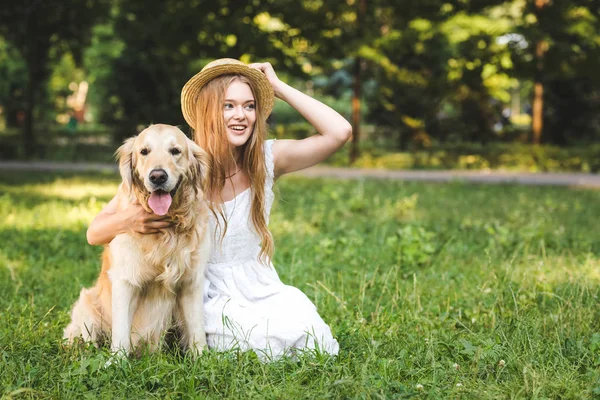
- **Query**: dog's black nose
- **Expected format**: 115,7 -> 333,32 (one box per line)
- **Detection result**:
149,169 -> 168,185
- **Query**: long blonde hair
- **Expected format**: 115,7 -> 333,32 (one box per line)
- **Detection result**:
192,74 -> 274,263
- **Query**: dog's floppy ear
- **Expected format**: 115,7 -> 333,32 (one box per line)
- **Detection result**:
188,140 -> 210,193
116,136 -> 137,193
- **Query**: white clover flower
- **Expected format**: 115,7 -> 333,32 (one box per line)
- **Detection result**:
498,359 -> 506,367
416,384 -> 424,390
456,383 -> 463,388
453,362 -> 460,370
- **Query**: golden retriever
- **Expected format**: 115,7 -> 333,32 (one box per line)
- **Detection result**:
63,124 -> 211,356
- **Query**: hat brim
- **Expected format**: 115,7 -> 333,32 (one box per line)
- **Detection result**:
181,64 -> 274,128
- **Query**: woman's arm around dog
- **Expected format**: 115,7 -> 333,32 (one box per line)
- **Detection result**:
86,195 -> 172,246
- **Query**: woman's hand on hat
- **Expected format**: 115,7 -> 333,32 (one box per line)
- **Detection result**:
248,62 -> 283,97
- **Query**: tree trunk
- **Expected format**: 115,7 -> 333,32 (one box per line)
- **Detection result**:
23,37 -> 38,158
23,71 -> 36,158
349,0 -> 367,164
21,6 -> 43,159
532,80 -> 543,144
350,58 -> 361,164
532,0 -> 549,145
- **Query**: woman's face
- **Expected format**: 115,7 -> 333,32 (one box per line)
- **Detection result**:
223,80 -> 256,149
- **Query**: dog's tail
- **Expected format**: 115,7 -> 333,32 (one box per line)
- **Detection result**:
63,287 -> 104,343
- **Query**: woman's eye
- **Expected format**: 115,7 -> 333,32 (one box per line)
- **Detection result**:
224,103 -> 233,109
170,148 -> 181,156
245,103 -> 256,110
140,149 -> 149,156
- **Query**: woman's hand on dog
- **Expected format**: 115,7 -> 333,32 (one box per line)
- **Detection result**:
87,197 -> 173,245
124,200 -> 173,234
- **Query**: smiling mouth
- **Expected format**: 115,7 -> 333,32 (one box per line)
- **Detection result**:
152,186 -> 178,198
228,125 -> 247,132
147,179 -> 180,216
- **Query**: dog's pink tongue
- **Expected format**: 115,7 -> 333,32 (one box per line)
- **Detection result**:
148,192 -> 172,216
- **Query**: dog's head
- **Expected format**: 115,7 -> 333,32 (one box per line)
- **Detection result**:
116,124 -> 209,216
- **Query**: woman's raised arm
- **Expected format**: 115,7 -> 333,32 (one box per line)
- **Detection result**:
248,62 -> 352,178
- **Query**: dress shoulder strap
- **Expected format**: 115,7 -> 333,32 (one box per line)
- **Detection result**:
264,139 -> 275,185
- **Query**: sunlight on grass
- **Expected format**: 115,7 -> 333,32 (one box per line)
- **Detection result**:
0,249 -> 23,282
0,176 -> 115,230
1,198 -> 106,230
270,217 -> 319,237
0,181 -> 118,201
512,254 -> 600,287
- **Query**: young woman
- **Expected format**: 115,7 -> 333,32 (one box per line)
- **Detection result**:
86,58 -> 352,359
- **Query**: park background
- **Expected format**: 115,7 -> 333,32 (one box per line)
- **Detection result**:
1,0 -> 600,169
1,0 -> 600,398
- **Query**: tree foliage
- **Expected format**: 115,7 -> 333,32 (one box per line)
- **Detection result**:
1,0 -> 599,151
511,0 -> 600,144
94,0 -> 308,141
0,0 -> 110,157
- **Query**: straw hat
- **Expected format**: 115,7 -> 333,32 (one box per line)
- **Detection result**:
181,58 -> 275,128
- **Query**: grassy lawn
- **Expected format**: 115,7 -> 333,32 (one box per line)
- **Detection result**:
1,171 -> 599,398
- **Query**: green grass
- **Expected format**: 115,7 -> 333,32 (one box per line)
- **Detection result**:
1,171 -> 599,398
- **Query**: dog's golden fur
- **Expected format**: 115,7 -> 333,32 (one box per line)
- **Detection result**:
63,124 -> 211,355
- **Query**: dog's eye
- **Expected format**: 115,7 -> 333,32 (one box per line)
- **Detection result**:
140,148 -> 149,156
170,148 -> 181,156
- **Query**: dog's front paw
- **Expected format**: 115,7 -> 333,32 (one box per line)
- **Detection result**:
103,350 -> 128,369
188,342 -> 207,359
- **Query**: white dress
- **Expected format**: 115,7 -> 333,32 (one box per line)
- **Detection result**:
203,139 -> 339,360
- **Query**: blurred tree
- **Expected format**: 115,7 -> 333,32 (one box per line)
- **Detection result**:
267,0 -> 411,162
511,0 -> 600,144
269,0 -> 516,152
92,0 -> 305,141
366,17 -> 453,148
440,4 -> 515,144
0,0 -> 111,157
532,0 -> 549,144
360,1 -> 512,148
0,37 -> 27,131
82,22 -> 125,128
267,0 -> 600,148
